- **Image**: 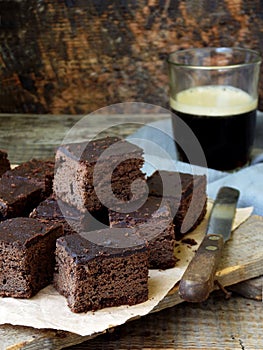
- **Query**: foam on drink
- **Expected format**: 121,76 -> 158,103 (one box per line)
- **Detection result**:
170,85 -> 257,117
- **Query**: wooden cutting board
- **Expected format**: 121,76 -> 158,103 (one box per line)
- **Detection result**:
1,215 -> 263,350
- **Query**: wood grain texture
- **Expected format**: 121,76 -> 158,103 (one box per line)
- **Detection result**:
0,215 -> 262,350
67,294 -> 263,350
0,112 -> 168,164
1,293 -> 263,350
0,0 -> 263,114
229,276 -> 262,300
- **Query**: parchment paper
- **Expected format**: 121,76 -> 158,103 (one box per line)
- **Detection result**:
0,202 -> 252,336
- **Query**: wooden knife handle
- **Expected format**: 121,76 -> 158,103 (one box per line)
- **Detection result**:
179,234 -> 224,302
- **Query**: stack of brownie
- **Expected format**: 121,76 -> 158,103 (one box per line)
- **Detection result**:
108,170 -> 207,269
0,139 -> 151,312
0,138 -> 207,314
52,136 -> 151,311
53,155 -> 207,312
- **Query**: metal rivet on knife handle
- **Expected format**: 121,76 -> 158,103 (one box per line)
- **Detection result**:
179,233 -> 224,302
206,245 -> 218,251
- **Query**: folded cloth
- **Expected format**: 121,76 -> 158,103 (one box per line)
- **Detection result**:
127,117 -> 263,216
207,163 -> 263,216
251,152 -> 263,165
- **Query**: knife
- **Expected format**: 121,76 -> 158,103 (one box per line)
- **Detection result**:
179,186 -> 240,302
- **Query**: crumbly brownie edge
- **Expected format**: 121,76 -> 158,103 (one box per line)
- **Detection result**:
54,235 -> 149,313
0,221 -> 63,298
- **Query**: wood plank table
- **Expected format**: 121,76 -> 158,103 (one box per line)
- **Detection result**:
0,112 -> 262,350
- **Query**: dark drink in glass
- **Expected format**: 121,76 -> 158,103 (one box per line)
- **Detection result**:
167,48 -> 261,171
170,85 -> 257,171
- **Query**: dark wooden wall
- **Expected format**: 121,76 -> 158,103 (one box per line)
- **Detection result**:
0,0 -> 263,114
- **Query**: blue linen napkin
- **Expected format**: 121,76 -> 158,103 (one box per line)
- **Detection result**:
127,116 -> 263,216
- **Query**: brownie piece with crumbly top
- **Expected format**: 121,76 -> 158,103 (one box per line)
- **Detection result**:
30,195 -> 94,235
0,159 -> 55,220
147,171 -> 207,239
0,176 -> 44,219
53,137 -> 146,213
109,196 -> 176,269
30,196 -> 77,235
3,158 -> 54,197
0,217 -> 63,298
54,229 -> 149,313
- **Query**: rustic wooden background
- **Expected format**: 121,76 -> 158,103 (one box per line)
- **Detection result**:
0,0 -> 263,114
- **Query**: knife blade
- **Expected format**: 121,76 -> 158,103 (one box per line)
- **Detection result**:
179,186 -> 240,302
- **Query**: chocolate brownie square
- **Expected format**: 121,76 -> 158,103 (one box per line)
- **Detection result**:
53,137 -> 146,213
109,196 -> 177,269
30,196 -> 79,235
3,158 -> 54,197
30,195 -> 104,234
0,176 -> 45,219
0,159 -> 55,220
147,171 -> 207,239
0,217 -> 63,298
54,229 -> 149,313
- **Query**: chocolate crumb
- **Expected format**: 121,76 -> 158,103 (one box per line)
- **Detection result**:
181,238 -> 197,246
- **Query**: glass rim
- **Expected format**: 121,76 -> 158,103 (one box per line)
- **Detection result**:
167,47 -> 262,70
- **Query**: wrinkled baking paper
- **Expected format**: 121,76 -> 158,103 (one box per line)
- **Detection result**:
0,202 -> 252,336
